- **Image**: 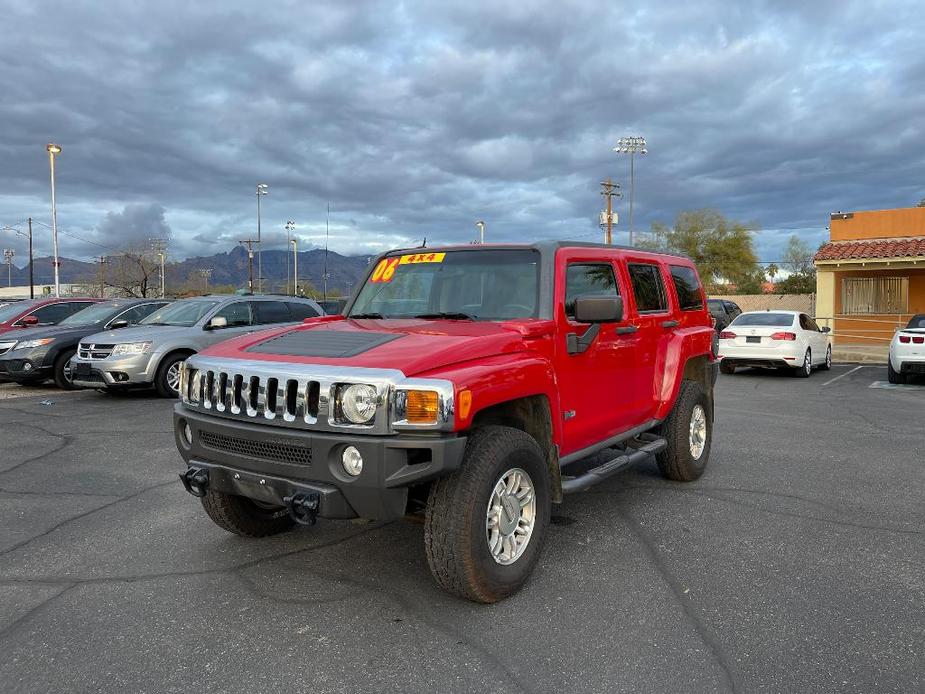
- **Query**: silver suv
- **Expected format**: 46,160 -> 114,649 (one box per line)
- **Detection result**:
71,295 -> 324,397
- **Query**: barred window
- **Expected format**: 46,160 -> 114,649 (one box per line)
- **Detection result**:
841,277 -> 909,315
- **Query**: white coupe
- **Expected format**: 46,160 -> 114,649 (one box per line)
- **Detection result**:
888,314 -> 925,384
718,310 -> 832,378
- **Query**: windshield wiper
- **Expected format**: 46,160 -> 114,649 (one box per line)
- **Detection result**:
349,312 -> 384,319
144,322 -> 168,326
413,312 -> 477,321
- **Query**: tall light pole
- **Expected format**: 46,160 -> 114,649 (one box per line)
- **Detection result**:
47,143 -> 62,296
285,220 -> 295,295
3,249 -> 13,287
290,238 -> 298,296
256,183 -> 268,293
614,136 -> 647,246
475,220 -> 485,244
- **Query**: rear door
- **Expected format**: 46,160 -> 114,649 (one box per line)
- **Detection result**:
253,300 -> 293,326
625,259 -> 675,423
800,313 -> 828,363
554,251 -> 639,455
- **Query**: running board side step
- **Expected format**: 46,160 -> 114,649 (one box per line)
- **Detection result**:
561,436 -> 667,494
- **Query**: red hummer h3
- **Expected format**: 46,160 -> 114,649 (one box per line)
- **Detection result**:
175,242 -> 717,602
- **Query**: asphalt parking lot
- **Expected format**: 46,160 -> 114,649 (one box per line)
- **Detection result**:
0,365 -> 922,693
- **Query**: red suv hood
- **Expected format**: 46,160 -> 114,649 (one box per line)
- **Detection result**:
203,317 -> 548,376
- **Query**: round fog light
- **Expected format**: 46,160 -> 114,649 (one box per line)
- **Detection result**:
342,446 -> 363,476
183,422 -> 193,445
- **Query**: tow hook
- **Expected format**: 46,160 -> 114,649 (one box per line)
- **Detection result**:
284,492 -> 321,526
179,467 -> 209,497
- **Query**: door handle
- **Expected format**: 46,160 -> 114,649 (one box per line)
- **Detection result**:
661,320 -> 680,329
615,325 -> 639,335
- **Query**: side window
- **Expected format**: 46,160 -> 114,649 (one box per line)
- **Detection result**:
287,302 -> 321,320
807,317 -> 820,331
564,263 -> 619,319
724,301 -> 741,317
799,314 -> 816,331
253,301 -> 292,325
27,302 -> 89,325
628,264 -> 669,313
669,265 -> 704,311
115,304 -> 152,325
213,302 -> 253,327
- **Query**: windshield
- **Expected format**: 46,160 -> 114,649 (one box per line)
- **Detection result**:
140,300 -> 218,327
730,312 -> 795,327
58,302 -> 124,326
0,300 -> 37,323
349,249 -> 540,320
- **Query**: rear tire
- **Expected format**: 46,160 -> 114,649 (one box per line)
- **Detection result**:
155,352 -> 190,398
656,380 -> 712,482
200,490 -> 295,537
794,349 -> 812,378
888,359 -> 906,384
719,361 -> 736,375
424,425 -> 551,603
52,349 -> 79,390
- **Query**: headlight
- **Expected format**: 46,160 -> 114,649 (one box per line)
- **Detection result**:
335,383 -> 378,424
13,338 -> 55,350
111,341 -> 152,356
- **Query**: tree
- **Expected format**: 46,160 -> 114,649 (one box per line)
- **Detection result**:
772,234 -> 816,294
104,249 -> 160,297
643,209 -> 761,293
917,197 -> 925,207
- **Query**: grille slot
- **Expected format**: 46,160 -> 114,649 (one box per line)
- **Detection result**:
195,368 -> 322,423
199,429 -> 312,466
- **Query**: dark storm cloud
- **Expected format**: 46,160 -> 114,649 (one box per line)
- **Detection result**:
0,0 -> 923,264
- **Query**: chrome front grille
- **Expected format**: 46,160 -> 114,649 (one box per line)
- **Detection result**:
78,342 -> 116,360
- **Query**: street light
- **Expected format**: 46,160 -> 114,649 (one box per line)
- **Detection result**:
3,248 -> 14,287
475,220 -> 485,244
256,183 -> 268,293
285,220 -> 296,295
290,238 -> 298,296
613,136 -> 647,246
46,143 -> 62,296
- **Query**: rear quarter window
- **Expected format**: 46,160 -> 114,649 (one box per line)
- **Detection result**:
669,265 -> 704,311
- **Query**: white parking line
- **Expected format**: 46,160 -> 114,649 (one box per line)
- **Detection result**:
821,365 -> 864,386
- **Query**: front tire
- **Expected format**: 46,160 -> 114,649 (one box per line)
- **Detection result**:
200,490 -> 295,537
819,345 -> 832,371
656,380 -> 712,482
888,359 -> 906,384
52,349 -> 79,390
424,425 -> 551,603
155,352 -> 190,398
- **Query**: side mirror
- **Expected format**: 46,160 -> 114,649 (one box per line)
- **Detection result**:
20,315 -> 39,326
574,295 -> 623,324
109,319 -> 129,329
820,326 -> 831,333
205,316 -> 228,330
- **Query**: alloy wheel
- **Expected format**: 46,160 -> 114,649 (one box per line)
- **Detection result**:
166,362 -> 182,393
485,467 -> 536,565
689,404 -> 707,460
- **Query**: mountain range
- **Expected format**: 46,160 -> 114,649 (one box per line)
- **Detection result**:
1,246 -> 375,294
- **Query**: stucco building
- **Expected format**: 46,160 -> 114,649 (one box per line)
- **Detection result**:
814,207 -> 925,345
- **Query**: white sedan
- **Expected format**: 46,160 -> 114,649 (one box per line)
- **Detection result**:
718,310 -> 832,378
888,314 -> 925,384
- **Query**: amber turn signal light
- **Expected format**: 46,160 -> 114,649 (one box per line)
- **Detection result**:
405,390 -> 439,423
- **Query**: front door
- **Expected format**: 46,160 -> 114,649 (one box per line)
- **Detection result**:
555,252 -> 639,457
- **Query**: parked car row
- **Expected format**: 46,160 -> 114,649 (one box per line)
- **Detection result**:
0,295 -> 325,395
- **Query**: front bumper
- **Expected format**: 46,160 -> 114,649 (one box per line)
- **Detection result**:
71,353 -> 155,389
174,404 -> 468,521
0,347 -> 54,381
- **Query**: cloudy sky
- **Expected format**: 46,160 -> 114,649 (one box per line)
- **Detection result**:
1,0 -> 923,266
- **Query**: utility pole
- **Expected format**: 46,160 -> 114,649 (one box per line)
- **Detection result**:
285,220 -> 295,295
96,255 -> 108,298
27,218 -> 33,298
291,238 -> 298,296
239,238 -> 257,293
2,249 -> 13,287
46,143 -> 62,297
323,203 -> 330,302
198,268 -> 213,293
599,179 -> 622,245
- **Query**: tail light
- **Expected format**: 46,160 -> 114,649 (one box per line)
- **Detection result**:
719,331 -> 736,339
914,336 -> 924,344
899,335 -> 911,344
770,332 -> 797,341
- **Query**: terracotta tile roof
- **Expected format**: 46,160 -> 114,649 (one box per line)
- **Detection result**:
814,236 -> 925,261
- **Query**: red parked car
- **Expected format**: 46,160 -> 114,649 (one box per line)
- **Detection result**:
174,242 -> 717,602
0,298 -> 102,354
